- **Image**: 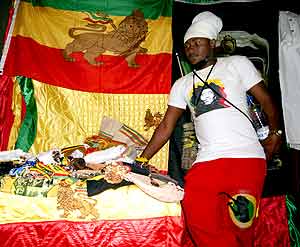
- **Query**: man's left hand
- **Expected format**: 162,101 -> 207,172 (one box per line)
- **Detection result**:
261,132 -> 283,160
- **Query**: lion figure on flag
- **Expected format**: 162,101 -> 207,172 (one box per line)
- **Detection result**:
63,9 -> 148,68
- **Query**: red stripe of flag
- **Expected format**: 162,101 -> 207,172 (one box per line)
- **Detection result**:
4,36 -> 172,94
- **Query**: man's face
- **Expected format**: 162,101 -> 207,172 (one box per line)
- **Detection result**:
200,88 -> 215,105
184,37 -> 211,65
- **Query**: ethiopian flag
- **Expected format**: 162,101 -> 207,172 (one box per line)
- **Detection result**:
3,0 -> 173,170
4,0 -> 172,93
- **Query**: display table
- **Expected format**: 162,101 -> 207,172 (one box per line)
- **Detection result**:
0,181 -> 290,247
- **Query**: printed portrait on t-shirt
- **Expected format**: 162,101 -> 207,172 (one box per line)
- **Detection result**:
190,79 -> 229,117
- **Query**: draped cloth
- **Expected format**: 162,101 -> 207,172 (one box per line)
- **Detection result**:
279,11 -> 300,150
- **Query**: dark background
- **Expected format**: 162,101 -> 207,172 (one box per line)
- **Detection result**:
0,0 -> 11,58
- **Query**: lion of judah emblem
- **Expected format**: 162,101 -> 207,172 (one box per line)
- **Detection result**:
57,179 -> 99,219
63,9 -> 148,68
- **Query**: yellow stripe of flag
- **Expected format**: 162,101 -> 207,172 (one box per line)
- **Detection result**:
0,186 -> 181,223
13,2 -> 172,54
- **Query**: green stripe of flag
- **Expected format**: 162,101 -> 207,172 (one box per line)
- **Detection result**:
24,0 -> 172,18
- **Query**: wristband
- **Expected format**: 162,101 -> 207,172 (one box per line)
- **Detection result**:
135,156 -> 149,164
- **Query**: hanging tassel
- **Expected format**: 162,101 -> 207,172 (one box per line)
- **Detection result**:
14,76 -> 38,152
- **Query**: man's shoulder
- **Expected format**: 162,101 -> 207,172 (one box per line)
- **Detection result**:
219,55 -> 249,64
174,71 -> 193,84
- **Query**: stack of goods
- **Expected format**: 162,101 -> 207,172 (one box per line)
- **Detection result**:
0,117 -> 184,203
181,122 -> 198,171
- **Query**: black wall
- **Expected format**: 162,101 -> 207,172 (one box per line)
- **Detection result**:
0,0 -> 11,58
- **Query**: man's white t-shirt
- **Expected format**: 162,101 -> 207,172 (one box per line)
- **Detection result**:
168,55 -> 266,163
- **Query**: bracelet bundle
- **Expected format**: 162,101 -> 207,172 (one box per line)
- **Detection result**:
135,156 -> 149,168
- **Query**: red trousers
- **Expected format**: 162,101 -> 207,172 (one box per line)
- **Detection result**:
181,158 -> 266,247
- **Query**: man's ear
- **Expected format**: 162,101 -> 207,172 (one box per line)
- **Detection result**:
209,39 -> 216,48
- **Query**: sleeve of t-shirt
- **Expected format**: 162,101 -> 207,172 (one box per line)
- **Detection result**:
233,56 -> 263,90
168,77 -> 187,109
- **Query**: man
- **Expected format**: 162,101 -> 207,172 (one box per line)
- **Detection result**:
138,11 -> 282,246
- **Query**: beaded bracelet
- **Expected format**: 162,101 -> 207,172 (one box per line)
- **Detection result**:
269,129 -> 283,137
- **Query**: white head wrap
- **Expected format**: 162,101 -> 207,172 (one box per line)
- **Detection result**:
184,11 -> 223,43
